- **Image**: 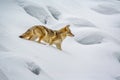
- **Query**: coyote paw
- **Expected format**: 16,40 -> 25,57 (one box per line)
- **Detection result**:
36,41 -> 46,45
40,43 -> 46,45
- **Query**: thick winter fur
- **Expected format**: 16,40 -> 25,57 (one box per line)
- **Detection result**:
19,25 -> 74,50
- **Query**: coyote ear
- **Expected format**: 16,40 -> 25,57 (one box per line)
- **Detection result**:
66,25 -> 70,27
65,25 -> 70,29
64,25 -> 70,31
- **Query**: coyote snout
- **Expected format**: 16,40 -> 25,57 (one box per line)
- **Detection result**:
19,25 -> 74,50
19,35 -> 23,38
19,35 -> 25,38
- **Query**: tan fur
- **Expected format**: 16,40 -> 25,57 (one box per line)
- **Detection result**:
19,25 -> 74,50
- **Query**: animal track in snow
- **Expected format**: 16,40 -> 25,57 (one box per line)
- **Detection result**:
26,62 -> 41,75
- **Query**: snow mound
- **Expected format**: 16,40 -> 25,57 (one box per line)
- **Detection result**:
91,4 -> 120,15
74,28 -> 106,45
0,52 -> 51,80
62,17 -> 96,27
27,62 -> 41,75
1,0 -> 120,80
51,18 -> 96,30
23,5 -> 56,24
17,0 -> 56,24
47,6 -> 61,20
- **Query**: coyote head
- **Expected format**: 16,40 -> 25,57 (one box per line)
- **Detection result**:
19,29 -> 31,40
64,25 -> 74,37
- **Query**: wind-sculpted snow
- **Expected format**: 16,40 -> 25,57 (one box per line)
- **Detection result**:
74,28 -> 120,45
91,3 -> 120,15
17,0 -> 57,24
74,28 -> 106,45
23,5 -> 56,24
47,6 -> 61,20
0,0 -> 120,80
0,52 -> 52,80
51,18 -> 96,30
17,1 -> 61,24
63,17 -> 96,27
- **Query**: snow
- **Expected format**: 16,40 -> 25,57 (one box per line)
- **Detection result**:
47,6 -> 61,20
27,62 -> 41,75
23,5 -> 56,24
74,28 -> 105,45
0,0 -> 120,80
74,28 -> 120,45
61,17 -> 96,27
91,4 -> 120,15
0,52 -> 52,80
0,69 -> 8,80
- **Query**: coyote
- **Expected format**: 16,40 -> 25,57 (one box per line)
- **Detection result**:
19,25 -> 74,50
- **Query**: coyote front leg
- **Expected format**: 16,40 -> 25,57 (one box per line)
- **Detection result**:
49,32 -> 57,45
56,43 -> 62,50
49,39 -> 53,45
37,36 -> 43,43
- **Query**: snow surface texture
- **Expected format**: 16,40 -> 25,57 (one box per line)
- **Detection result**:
47,6 -> 61,20
0,0 -> 120,80
0,44 -> 9,52
61,17 -> 96,27
74,28 -> 105,45
91,3 -> 120,15
27,62 -> 41,75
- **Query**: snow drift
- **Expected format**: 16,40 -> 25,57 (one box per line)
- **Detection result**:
0,0 -> 120,80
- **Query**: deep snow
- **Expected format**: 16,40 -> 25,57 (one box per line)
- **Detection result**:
0,0 -> 120,80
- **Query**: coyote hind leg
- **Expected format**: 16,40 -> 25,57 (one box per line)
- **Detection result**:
49,38 -> 53,45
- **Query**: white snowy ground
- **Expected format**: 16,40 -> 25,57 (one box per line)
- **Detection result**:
0,0 -> 120,80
